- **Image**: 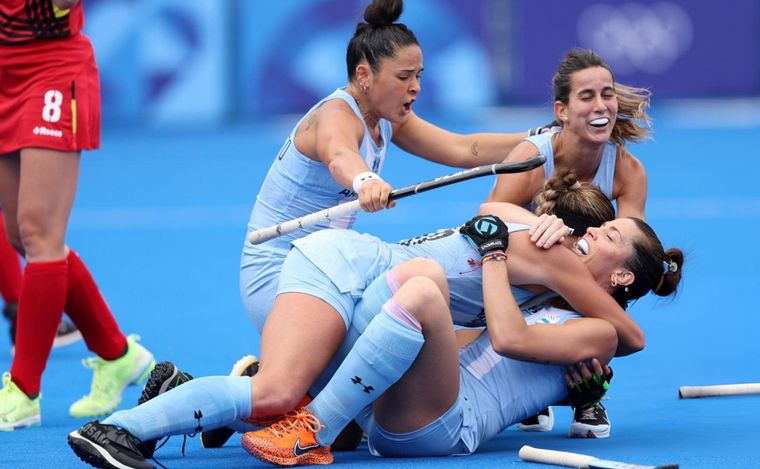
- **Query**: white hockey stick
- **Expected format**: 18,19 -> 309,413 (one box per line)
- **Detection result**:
247,155 -> 545,245
519,445 -> 679,469
679,383 -> 760,399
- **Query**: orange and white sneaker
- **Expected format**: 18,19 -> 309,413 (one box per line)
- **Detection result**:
243,394 -> 313,427
242,407 -> 333,466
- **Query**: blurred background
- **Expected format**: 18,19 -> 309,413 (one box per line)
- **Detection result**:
84,0 -> 759,125
4,1 -> 760,467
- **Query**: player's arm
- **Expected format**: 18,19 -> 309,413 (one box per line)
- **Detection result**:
391,112 -> 527,167
462,215 -> 617,365
540,250 -> 645,356
485,140 -> 546,205
479,201 -> 573,249
311,101 -> 393,212
613,148 -> 647,219
483,256 -> 618,365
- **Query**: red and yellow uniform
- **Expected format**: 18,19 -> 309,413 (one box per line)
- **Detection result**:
0,0 -> 100,154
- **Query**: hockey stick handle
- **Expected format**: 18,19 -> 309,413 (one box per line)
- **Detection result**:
247,155 -> 545,245
519,446 -> 595,468
519,445 -> 679,469
679,383 -> 760,398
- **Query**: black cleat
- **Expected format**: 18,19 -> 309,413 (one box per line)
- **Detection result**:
135,361 -> 193,457
569,402 -> 610,438
68,420 -> 154,469
200,355 -> 259,448
5,303 -> 82,351
53,317 -> 83,349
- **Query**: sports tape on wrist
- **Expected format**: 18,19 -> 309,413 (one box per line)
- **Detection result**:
352,171 -> 381,193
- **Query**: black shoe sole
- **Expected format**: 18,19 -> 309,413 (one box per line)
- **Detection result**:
68,431 -> 151,469
200,426 -> 236,449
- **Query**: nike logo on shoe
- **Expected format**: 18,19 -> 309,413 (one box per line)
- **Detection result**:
293,437 -> 320,456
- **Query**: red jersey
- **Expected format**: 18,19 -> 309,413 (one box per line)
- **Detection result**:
0,1 -> 99,153
0,0 -> 84,45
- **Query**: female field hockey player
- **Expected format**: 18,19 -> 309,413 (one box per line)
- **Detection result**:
0,0 -> 154,431
67,179 -> 682,468
240,0 -> 535,335
491,48 -> 654,436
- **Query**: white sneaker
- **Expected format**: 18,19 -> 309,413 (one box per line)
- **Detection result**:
517,407 -> 554,432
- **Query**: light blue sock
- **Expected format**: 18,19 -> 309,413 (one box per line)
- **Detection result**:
104,376 -> 251,442
310,271 -> 397,397
308,307 -> 424,446
351,271 -> 396,334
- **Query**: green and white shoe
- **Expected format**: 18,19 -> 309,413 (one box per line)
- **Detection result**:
0,372 -> 41,431
69,334 -> 155,418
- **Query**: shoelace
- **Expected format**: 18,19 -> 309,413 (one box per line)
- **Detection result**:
265,410 -> 323,438
81,357 -> 116,396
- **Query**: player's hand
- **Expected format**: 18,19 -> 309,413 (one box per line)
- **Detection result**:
358,179 -> 395,212
461,215 -> 509,257
565,358 -> 613,409
529,214 -> 573,249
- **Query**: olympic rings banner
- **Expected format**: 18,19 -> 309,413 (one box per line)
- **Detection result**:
83,0 -> 759,125
503,0 -> 760,103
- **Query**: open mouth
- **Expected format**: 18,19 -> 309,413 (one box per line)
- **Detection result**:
589,117 -> 610,128
403,99 -> 415,112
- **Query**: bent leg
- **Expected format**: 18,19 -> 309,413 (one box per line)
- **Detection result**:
254,292 -> 346,416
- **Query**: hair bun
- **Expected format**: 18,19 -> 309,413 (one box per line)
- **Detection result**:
364,0 -> 403,26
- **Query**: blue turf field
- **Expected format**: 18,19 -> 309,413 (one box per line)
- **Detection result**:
2,101 -> 760,468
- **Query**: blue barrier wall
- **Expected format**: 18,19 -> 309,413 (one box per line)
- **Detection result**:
83,0 -> 760,125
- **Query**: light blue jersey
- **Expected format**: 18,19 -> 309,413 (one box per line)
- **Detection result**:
290,225 -> 537,329
457,306 -> 579,453
525,130 -> 617,200
239,88 -> 393,330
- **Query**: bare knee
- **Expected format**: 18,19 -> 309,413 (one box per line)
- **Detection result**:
251,374 -> 310,416
394,258 -> 449,299
16,212 -> 64,260
394,276 -> 450,328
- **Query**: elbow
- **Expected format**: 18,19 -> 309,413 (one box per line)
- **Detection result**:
617,332 -> 645,357
630,330 -> 646,353
489,332 -> 526,358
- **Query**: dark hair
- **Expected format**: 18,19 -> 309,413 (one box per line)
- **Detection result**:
612,217 -> 684,306
552,49 -> 652,146
533,169 -> 615,236
346,0 -> 419,78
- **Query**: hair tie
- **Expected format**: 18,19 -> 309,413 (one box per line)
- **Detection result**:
662,260 -> 678,274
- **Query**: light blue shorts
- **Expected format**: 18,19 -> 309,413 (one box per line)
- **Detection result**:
240,248 -> 287,332
366,393 -> 471,457
277,248 -> 356,329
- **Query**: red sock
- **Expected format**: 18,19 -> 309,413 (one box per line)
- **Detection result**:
10,259 -> 68,397
64,250 -> 126,360
0,213 -> 22,304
